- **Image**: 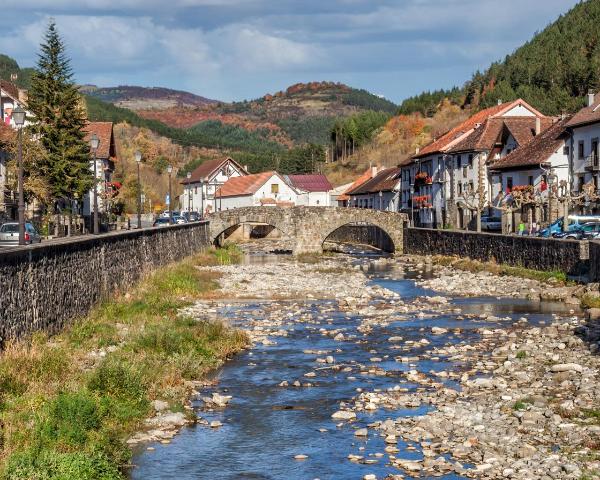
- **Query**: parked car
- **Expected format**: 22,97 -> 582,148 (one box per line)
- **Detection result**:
539,215 -> 600,237
173,215 -> 187,224
152,217 -> 171,227
183,211 -> 201,222
480,215 -> 502,231
554,222 -> 600,240
0,222 -> 42,246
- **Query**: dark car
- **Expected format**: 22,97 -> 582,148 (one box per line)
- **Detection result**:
183,211 -> 201,222
553,222 -> 600,240
152,217 -> 171,227
0,222 -> 42,246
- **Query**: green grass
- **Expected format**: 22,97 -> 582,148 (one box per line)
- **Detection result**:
516,351 -> 527,359
581,295 -> 600,309
0,250 -> 248,479
513,398 -> 534,411
196,244 -> 243,266
431,255 -> 569,284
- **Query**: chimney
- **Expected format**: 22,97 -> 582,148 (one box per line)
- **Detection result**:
497,99 -> 502,106
588,91 -> 596,107
371,166 -> 378,177
415,147 -> 420,155
535,117 -> 541,135
244,165 -> 249,172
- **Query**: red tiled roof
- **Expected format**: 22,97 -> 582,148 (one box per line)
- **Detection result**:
565,97 -> 600,128
347,167 -> 401,195
491,117 -> 570,170
337,168 -> 377,201
83,122 -> 115,159
448,117 -> 554,153
216,171 -> 283,197
286,174 -> 333,192
182,157 -> 248,184
0,80 -> 19,101
414,99 -> 544,159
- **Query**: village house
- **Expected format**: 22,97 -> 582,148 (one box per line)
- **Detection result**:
401,99 -> 549,228
490,116 -> 571,229
285,174 -> 333,206
337,167 -> 380,207
180,157 -> 248,215
0,81 -> 33,221
565,92 -> 600,196
83,122 -> 116,225
215,171 -> 299,210
345,167 -> 402,211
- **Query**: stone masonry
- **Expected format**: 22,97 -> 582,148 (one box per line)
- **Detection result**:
208,207 -> 407,255
0,222 -> 209,344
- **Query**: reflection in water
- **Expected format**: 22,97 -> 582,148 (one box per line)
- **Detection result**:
130,253 -> 572,480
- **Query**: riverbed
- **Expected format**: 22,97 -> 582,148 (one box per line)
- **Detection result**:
130,245 -> 593,480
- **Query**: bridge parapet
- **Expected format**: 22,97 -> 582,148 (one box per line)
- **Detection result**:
208,207 -> 407,255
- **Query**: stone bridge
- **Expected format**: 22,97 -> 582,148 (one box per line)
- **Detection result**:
208,206 -> 407,255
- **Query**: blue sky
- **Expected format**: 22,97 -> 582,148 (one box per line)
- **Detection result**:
0,0 -> 580,104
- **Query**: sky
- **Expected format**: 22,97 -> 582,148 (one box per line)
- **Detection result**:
0,0 -> 580,104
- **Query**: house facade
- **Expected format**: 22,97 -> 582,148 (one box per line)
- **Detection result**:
82,122 -> 116,220
215,171 -> 298,210
346,167 -> 402,211
286,174 -> 333,206
401,99 -> 549,229
565,92 -> 600,195
181,157 -> 248,215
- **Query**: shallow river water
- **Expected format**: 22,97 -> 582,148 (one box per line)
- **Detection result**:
130,252 -> 575,480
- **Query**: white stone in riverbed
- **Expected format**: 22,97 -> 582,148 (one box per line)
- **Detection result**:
294,454 -> 308,460
363,475 -> 376,480
331,410 -> 356,420
551,363 -> 583,373
431,327 -> 448,335
209,420 -> 222,428
354,428 -> 368,437
326,356 -> 334,364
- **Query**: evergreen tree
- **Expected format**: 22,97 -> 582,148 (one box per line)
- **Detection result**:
27,21 -> 92,208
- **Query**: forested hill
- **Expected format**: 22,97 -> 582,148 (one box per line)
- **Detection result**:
399,0 -> 600,117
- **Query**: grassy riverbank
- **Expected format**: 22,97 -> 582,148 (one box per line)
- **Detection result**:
0,249 -> 247,479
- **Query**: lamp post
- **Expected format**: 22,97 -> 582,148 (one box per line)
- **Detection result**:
89,133 -> 100,234
13,106 -> 26,245
135,150 -> 142,229
167,164 -> 173,224
186,172 -> 192,218
547,171 -> 557,225
410,184 -> 415,227
378,190 -> 383,211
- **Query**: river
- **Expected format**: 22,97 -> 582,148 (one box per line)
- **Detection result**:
130,246 -> 576,480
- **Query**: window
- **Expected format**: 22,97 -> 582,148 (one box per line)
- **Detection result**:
578,176 -> 585,192
579,141 -> 585,159
468,181 -> 474,193
456,155 -> 461,168
194,187 -> 198,194
458,182 -> 463,195
592,138 -> 599,166
528,176 -> 534,186
507,177 -> 513,191
271,183 -> 279,194
563,145 -> 570,156
468,154 -> 473,169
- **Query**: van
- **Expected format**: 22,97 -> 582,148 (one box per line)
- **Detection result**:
538,215 -> 600,237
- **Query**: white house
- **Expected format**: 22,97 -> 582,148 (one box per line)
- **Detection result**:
180,157 -> 248,215
565,92 -> 600,195
285,174 -> 333,206
215,171 -> 299,210
346,166 -> 402,211
401,99 -> 549,229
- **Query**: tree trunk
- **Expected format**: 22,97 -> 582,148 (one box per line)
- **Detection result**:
476,210 -> 482,232
562,200 -> 569,232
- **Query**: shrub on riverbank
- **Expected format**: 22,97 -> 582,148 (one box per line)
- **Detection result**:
0,250 -> 247,480
196,243 -> 243,266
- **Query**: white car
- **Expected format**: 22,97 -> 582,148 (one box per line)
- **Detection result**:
481,216 -> 502,231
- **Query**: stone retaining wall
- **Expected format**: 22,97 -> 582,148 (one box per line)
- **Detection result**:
0,222 -> 209,344
404,227 -> 589,277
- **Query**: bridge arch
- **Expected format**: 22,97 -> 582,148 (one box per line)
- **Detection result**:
321,221 -> 395,253
208,207 -> 406,255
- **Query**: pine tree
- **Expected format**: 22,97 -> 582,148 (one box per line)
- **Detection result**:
27,20 -> 92,209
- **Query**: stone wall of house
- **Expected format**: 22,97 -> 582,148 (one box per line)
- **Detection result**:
0,222 -> 209,344
325,225 -> 395,252
404,227 -> 589,277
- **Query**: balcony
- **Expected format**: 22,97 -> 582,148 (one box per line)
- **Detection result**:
585,153 -> 600,171
2,187 -> 16,207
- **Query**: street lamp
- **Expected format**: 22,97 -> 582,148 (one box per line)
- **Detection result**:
378,190 -> 383,211
409,184 -> 415,227
167,164 -> 173,224
186,171 -> 192,218
547,171 -> 558,225
135,150 -> 142,229
13,106 -> 26,245
89,133 -> 100,234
